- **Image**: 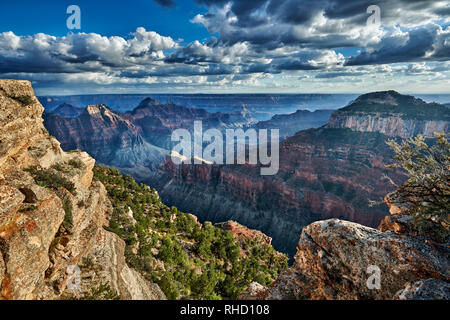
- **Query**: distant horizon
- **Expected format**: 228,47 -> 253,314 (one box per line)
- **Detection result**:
37,91 -> 450,114
36,91 -> 450,98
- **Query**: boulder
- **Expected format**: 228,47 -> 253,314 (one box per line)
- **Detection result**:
267,219 -> 449,300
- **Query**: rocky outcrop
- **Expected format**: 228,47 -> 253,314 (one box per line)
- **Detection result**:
0,79 -> 164,300
327,91 -> 449,138
215,221 -> 273,246
267,219 -> 449,300
63,230 -> 165,300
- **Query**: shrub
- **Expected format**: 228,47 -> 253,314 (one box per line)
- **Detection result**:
62,199 -> 73,231
82,284 -> 120,300
386,132 -> 449,239
92,165 -> 289,300
69,159 -> 84,169
25,166 -> 76,194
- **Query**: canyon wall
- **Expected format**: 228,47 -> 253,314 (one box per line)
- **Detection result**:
327,112 -> 448,138
327,90 -> 450,138
0,80 -> 165,300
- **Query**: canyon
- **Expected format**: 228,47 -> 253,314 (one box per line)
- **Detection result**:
147,91 -> 449,256
0,80 -> 448,300
43,90 -> 449,258
151,127 -> 404,256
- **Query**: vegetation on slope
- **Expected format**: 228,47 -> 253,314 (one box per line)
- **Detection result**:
93,166 -> 288,300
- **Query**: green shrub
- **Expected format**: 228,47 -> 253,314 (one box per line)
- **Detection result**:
386,132 -> 449,241
93,165 -> 289,300
69,159 -> 84,169
62,199 -> 73,231
25,166 -> 76,194
82,284 -> 120,300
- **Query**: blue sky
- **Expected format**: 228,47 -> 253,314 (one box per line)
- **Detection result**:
0,0 -> 449,94
0,0 -> 210,42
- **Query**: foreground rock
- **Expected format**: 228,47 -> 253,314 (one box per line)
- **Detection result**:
0,80 -> 165,300
394,279 -> 450,300
267,219 -> 449,300
62,230 -> 165,300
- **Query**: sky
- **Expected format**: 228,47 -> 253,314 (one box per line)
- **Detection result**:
0,0 -> 449,95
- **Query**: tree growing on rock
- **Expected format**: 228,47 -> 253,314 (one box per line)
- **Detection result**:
386,132 -> 449,240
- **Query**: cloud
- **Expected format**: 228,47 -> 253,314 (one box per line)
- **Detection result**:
0,28 -> 177,73
0,0 -> 449,93
345,24 -> 450,66
192,0 -> 449,50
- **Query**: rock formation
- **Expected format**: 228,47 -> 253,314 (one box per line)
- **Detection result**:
0,80 -> 165,300
327,90 -> 449,138
265,191 -> 449,300
238,282 -> 267,300
44,104 -> 168,172
215,221 -> 274,246
266,218 -> 448,299
394,279 -> 449,300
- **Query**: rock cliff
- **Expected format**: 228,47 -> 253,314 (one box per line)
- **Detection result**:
0,80 -> 165,300
327,90 -> 449,138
